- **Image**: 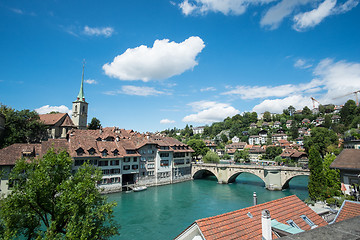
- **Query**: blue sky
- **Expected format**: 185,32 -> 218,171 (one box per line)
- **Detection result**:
1,0 -> 360,132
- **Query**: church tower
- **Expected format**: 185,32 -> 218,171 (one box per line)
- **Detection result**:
72,62 -> 88,130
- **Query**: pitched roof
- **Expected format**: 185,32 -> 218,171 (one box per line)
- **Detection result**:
330,149 -> 360,170
0,139 -> 68,166
39,113 -> 74,127
187,195 -> 326,240
332,200 -> 360,223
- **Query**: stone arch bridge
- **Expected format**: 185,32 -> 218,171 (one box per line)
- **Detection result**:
192,163 -> 310,190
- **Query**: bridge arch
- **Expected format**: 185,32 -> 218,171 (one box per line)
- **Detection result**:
281,172 -> 310,189
228,170 -> 266,185
192,169 -> 219,182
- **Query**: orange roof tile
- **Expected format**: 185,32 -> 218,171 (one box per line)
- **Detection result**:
334,201 -> 360,223
189,195 -> 327,240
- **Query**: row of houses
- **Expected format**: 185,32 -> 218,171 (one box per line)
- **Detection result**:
0,127 -> 194,196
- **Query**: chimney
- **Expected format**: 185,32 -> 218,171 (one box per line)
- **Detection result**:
253,192 -> 257,206
262,210 -> 272,240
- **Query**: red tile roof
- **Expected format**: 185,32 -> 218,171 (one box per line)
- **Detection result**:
39,113 -> 74,127
188,195 -> 327,240
334,201 -> 360,223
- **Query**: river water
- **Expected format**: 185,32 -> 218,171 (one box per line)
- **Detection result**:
108,173 -> 309,240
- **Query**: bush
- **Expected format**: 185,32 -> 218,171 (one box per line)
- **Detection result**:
326,197 -> 336,206
304,198 -> 315,206
203,151 -> 220,163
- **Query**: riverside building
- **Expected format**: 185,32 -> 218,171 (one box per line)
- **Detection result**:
0,65 -> 194,196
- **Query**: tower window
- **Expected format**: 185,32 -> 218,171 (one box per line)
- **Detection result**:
75,106 -> 78,112
83,106 -> 86,113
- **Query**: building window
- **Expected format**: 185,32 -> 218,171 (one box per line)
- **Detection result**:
75,159 -> 85,166
132,165 -> 138,170
174,152 -> 185,158
113,150 -> 119,156
160,160 -> 169,166
160,153 -> 169,158
76,148 -> 85,156
124,157 -> 130,162
300,215 -> 317,228
110,168 -> 120,174
98,161 -> 109,166
174,159 -> 184,165
75,105 -> 78,112
126,150 -> 136,154
102,150 -> 108,157
110,160 -> 119,166
123,165 -> 130,170
133,157 -> 137,162
88,148 -> 96,155
286,220 -> 300,229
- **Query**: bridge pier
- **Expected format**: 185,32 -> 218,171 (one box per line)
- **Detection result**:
264,167 -> 282,191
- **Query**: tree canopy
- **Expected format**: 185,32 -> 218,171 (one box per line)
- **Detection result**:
0,105 -> 47,148
203,151 -> 220,163
304,127 -> 338,157
0,148 -> 119,239
88,117 -> 102,130
187,139 -> 209,159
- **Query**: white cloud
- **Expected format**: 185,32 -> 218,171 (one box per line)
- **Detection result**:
10,8 -> 23,14
35,105 -> 71,114
250,58 -> 360,113
294,59 -> 312,69
261,0 -> 311,30
85,79 -> 98,84
334,0 -> 359,14
104,85 -> 166,96
83,26 -> 114,37
160,119 -> 176,124
252,95 -> 312,114
103,36 -> 205,81
179,0 -> 276,16
182,101 -> 240,123
314,58 -> 360,104
293,0 -> 337,31
222,78 -> 324,99
200,87 -> 216,92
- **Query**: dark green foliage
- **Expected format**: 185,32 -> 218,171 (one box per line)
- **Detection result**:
0,148 -> 119,239
0,105 -> 47,148
187,139 -> 209,158
265,146 -> 282,160
203,151 -> 220,163
88,117 -> 102,130
308,147 -> 325,201
234,149 -> 249,162
304,127 -> 338,157
220,134 -> 228,143
289,120 -> 299,139
263,111 -> 272,122
322,154 -> 341,198
340,100 -> 357,126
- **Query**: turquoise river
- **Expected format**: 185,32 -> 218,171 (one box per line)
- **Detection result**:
108,173 -> 309,240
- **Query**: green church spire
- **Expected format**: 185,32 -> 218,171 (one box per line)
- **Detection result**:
77,60 -> 85,102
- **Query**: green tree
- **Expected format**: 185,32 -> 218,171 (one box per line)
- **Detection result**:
203,151 -> 220,163
263,111 -> 272,122
302,106 -> 312,116
304,127 -> 338,157
265,146 -> 282,160
234,149 -> 249,163
289,120 -> 299,140
0,148 -> 119,239
220,134 -> 228,143
288,105 -> 296,117
0,105 -> 47,148
323,153 -> 341,198
308,146 -> 325,201
187,139 -> 209,159
88,117 -> 102,130
340,100 -> 357,126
